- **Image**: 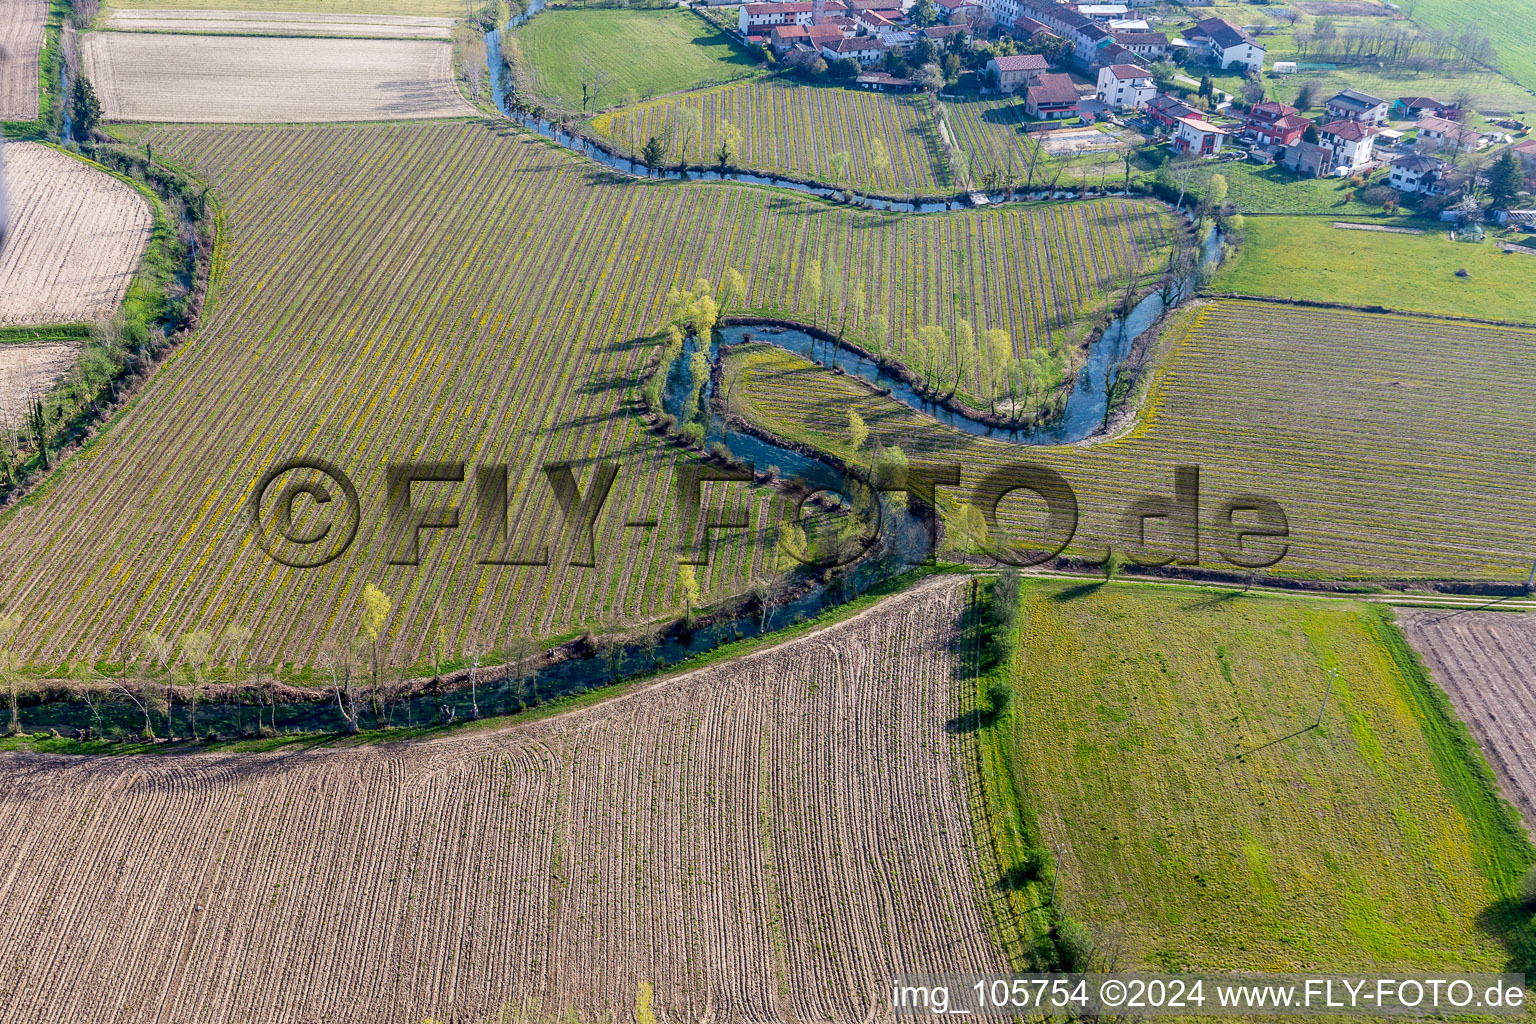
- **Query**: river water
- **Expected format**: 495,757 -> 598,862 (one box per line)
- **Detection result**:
12,52 -> 1221,740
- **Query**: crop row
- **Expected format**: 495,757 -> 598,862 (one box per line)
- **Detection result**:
722,299 -> 1536,581
0,579 -> 1003,1022
0,120 -> 1173,665
590,80 -> 944,195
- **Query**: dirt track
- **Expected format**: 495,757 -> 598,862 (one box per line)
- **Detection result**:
0,142 -> 151,326
0,579 -> 1003,1023
1399,608 -> 1536,834
0,0 -> 45,120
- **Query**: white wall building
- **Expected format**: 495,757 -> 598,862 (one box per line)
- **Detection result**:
1095,63 -> 1155,110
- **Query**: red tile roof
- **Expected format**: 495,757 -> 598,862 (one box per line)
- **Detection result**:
1321,119 -> 1377,141
1028,73 -> 1080,106
1104,63 -> 1150,79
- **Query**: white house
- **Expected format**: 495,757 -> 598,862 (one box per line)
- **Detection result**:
1320,119 -> 1379,173
988,52 -> 1049,93
821,35 -> 885,63
1182,17 -> 1263,73
1388,153 -> 1451,195
739,2 -> 816,34
1173,115 -> 1229,157
1323,89 -> 1389,125
1096,63 -> 1155,110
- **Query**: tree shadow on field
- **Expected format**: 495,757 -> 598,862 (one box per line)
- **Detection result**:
947,682 -> 1012,734
1048,581 -> 1102,603
996,854 -> 1045,892
1182,588 -> 1245,612
1476,897 -> 1536,976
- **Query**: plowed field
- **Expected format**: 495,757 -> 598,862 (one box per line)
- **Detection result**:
0,579 -> 1003,1023
0,142 -> 152,327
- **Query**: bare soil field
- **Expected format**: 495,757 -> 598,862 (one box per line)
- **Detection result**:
102,8 -> 455,38
0,579 -> 1005,1023
0,142 -> 151,327
81,32 -> 474,122
0,0 -> 45,119
0,341 -> 78,425
1399,608 -> 1536,835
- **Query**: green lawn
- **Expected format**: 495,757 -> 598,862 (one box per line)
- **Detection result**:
510,8 -> 760,112
1407,0 -> 1536,95
1214,214 -> 1536,322
1211,161 -> 1392,215
981,579 -> 1535,971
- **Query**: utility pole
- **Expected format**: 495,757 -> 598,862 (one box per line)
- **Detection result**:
1316,668 -> 1337,729
1049,842 -> 1066,906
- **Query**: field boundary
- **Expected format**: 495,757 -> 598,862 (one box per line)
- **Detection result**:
1199,292 -> 1536,330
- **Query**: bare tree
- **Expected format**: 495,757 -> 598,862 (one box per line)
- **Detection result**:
323,639 -> 361,734
178,630 -> 213,741
138,630 -> 175,740
0,614 -> 24,735
579,58 -> 614,113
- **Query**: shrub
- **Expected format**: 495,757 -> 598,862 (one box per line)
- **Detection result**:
1361,185 -> 1396,207
1521,865 -> 1536,909
679,422 -> 705,448
1053,917 -> 1095,971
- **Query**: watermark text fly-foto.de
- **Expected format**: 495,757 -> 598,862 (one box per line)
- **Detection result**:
248,457 -> 1290,571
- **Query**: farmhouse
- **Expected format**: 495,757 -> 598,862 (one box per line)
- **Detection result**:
1173,115 -> 1229,157
1388,153 -> 1452,195
856,69 -> 917,90
1324,89 -> 1388,125
1243,100 -> 1310,147
1096,63 -> 1154,110
1416,115 -> 1486,154
988,52 -> 1049,93
1320,119 -> 1379,173
1181,17 -> 1264,73
1025,72 -> 1081,119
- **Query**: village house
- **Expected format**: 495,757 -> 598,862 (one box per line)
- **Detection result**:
1387,153 -> 1452,195
1515,138 -> 1536,181
988,52 -> 1050,93
1109,30 -> 1169,59
1181,17 -> 1264,74
935,0 -> 984,22
1320,119 -> 1379,172
1323,89 -> 1389,125
1076,3 -> 1129,20
804,23 -> 847,47
1012,14 -> 1055,39
1416,114 -> 1486,154
1146,92 -> 1196,129
1243,100 -> 1311,147
768,23 -> 811,52
1392,96 -> 1443,118
1096,63 -> 1155,110
1025,72 -> 1081,119
739,2 -> 817,34
1173,115 -> 1229,156
821,34 -> 885,63
1281,139 -> 1332,176
923,22 -> 968,41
